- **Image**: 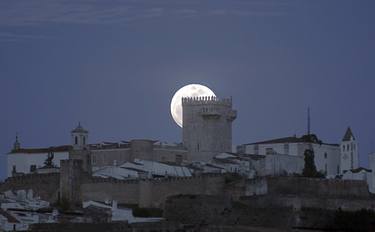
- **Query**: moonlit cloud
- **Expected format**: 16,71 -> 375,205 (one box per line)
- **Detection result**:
0,0 -> 289,27
0,32 -> 52,42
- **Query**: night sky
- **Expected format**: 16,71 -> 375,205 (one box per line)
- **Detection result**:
1,0 -> 374,179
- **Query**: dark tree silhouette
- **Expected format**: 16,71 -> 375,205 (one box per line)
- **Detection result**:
302,149 -> 325,178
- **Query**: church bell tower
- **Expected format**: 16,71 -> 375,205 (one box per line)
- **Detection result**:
340,127 -> 359,174
71,123 -> 88,150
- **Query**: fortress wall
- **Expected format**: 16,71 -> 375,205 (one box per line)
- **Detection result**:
81,180 -> 140,205
240,195 -> 375,212
80,174 -> 226,208
267,176 -> 370,198
139,174 -> 226,208
0,173 -> 60,202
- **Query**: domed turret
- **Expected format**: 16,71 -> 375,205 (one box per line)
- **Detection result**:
71,122 -> 88,150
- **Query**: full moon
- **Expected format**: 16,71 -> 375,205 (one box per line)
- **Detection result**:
170,84 -> 216,128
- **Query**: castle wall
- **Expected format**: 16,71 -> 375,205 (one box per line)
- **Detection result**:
80,174 -> 226,208
60,160 -> 85,204
139,174 -> 226,208
81,179 -> 140,205
0,173 -> 60,203
266,176 -> 371,198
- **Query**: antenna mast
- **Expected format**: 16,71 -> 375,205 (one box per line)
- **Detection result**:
307,107 -> 311,135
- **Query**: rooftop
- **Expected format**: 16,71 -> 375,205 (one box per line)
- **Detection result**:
342,127 -> 355,141
9,145 -> 72,154
245,134 -> 339,147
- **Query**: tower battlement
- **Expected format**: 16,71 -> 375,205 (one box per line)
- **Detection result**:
182,96 -> 236,162
182,96 -> 232,106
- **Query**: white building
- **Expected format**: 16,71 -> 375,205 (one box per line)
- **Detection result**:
82,200 -> 162,223
0,190 -> 55,231
237,134 -> 341,178
368,153 -> 375,193
6,135 -> 70,178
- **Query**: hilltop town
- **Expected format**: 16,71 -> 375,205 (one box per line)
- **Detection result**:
1,96 -> 375,232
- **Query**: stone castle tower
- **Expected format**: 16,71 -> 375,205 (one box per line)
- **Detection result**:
340,127 -> 359,174
182,96 -> 237,162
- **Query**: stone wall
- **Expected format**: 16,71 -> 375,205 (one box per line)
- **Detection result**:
139,174 -> 225,208
81,178 -> 140,205
267,176 -> 371,198
0,173 -> 60,202
81,174 -> 226,208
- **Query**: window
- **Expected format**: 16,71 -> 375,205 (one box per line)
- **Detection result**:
351,152 -> 353,169
30,165 -> 36,172
337,165 -> 340,174
92,155 -> 96,165
254,145 -> 259,155
83,137 -> 86,145
197,143 -> 200,152
266,148 -> 274,155
284,144 -> 289,155
324,153 -> 327,159
75,136 -> 78,145
325,164 -> 327,174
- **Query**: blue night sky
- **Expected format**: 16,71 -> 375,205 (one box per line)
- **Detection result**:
0,0 -> 374,179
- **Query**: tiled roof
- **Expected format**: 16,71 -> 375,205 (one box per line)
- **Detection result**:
245,134 -> 339,147
9,145 -> 72,154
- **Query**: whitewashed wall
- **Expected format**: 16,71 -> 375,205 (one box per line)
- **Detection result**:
6,152 -> 69,177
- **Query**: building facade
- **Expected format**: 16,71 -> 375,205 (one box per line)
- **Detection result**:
237,134 -> 341,177
6,135 -> 70,178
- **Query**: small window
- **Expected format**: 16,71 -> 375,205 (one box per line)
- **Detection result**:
254,145 -> 259,155
75,136 -> 78,145
266,148 -> 274,155
92,155 -> 96,164
83,137 -> 86,145
284,144 -> 289,155
324,153 -> 327,159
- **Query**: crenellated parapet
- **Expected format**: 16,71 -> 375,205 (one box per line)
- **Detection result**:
182,96 -> 232,106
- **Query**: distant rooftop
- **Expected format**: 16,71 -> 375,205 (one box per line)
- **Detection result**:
9,145 -> 72,154
245,134 -> 339,147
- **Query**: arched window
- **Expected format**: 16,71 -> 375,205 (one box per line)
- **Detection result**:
75,136 -> 78,145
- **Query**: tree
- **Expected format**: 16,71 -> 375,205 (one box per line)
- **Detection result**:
302,149 -> 325,178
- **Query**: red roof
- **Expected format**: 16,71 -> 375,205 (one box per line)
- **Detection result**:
9,145 -> 72,154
